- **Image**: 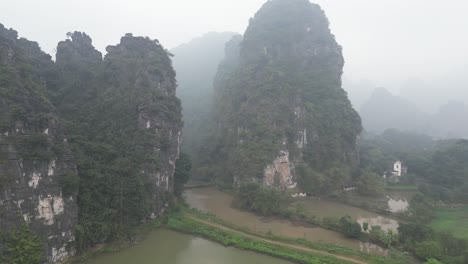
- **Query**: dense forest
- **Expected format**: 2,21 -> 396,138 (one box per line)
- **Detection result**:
361,130 -> 468,203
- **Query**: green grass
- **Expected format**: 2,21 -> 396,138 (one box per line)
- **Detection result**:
430,206 -> 468,240
384,185 -> 418,191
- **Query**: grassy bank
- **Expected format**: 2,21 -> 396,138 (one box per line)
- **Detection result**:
384,185 -> 418,191
176,208 -> 412,264
185,207 -> 367,257
430,206 -> 468,240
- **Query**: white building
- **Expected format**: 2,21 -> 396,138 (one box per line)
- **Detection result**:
391,160 -> 407,177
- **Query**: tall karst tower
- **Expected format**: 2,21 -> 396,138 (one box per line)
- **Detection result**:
209,0 -> 362,191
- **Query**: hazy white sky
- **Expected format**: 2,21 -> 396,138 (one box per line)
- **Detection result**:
2,0 -> 468,102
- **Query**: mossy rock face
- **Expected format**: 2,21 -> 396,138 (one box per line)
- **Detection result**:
0,24 -> 183,262
205,0 -> 362,190
0,23 -> 79,263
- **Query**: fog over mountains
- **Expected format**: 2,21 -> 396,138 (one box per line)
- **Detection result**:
359,87 -> 468,139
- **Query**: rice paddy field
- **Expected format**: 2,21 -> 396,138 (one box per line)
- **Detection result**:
430,205 -> 468,240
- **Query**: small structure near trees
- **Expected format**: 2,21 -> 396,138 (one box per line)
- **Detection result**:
383,160 -> 408,183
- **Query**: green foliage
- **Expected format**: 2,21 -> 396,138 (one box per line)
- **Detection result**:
2,224 -> 44,264
232,183 -> 282,216
338,215 -> 361,239
398,222 -> 468,264
361,131 -> 468,203
369,225 -> 384,242
380,229 -> 398,248
398,223 -> 434,245
424,259 -> 443,264
49,32 -> 182,251
430,206 -> 468,240
174,152 -> 192,196
59,172 -> 80,196
415,241 -> 442,261
0,24 -> 55,136
362,222 -> 369,232
200,0 -> 361,189
406,194 -> 435,223
356,170 -> 384,197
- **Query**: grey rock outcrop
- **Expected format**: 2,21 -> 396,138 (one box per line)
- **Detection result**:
0,24 -> 78,263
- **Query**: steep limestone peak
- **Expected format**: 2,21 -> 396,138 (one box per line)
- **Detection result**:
206,0 -> 362,192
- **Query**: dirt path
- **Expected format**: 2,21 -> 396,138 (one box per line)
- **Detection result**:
186,215 -> 369,264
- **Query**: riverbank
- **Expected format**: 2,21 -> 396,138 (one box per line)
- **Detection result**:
67,205 -> 412,264
169,208 -> 412,264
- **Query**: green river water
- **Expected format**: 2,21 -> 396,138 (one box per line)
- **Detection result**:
86,229 -> 293,264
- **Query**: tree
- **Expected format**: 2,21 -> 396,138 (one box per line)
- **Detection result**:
424,259 -> 443,264
415,241 -> 442,260
407,194 -> 435,223
357,169 -> 384,197
363,222 -> 369,232
369,225 -> 384,242
380,229 -> 398,248
232,183 -> 281,216
174,152 -> 192,196
339,215 -> 362,238
4,224 -> 44,264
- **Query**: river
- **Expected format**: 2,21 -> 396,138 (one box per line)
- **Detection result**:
86,229 -> 293,264
184,187 -> 388,255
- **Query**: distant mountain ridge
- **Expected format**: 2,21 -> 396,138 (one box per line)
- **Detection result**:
360,87 -> 468,139
171,32 -> 238,164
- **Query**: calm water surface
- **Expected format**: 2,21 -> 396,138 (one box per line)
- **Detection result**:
87,229 -> 293,264
386,190 -> 414,213
184,187 -> 387,255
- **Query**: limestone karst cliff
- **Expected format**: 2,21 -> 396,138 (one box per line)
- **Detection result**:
0,26 -> 182,263
205,0 -> 362,192
52,32 -> 182,251
0,24 -> 78,263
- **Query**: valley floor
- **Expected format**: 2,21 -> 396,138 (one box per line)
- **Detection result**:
430,205 -> 468,240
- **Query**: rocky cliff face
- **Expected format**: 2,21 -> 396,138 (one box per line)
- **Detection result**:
51,32 -> 182,250
0,25 -> 182,262
208,0 -> 362,191
0,24 -> 78,263
102,34 -> 182,216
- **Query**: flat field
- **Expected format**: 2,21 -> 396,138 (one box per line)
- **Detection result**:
430,206 -> 468,240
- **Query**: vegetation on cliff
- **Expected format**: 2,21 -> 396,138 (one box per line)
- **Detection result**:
0,24 -> 79,263
0,23 -> 184,259
199,0 -> 362,191
52,32 -> 182,251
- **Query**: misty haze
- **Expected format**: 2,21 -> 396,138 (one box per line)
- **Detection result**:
1,1 -> 467,264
